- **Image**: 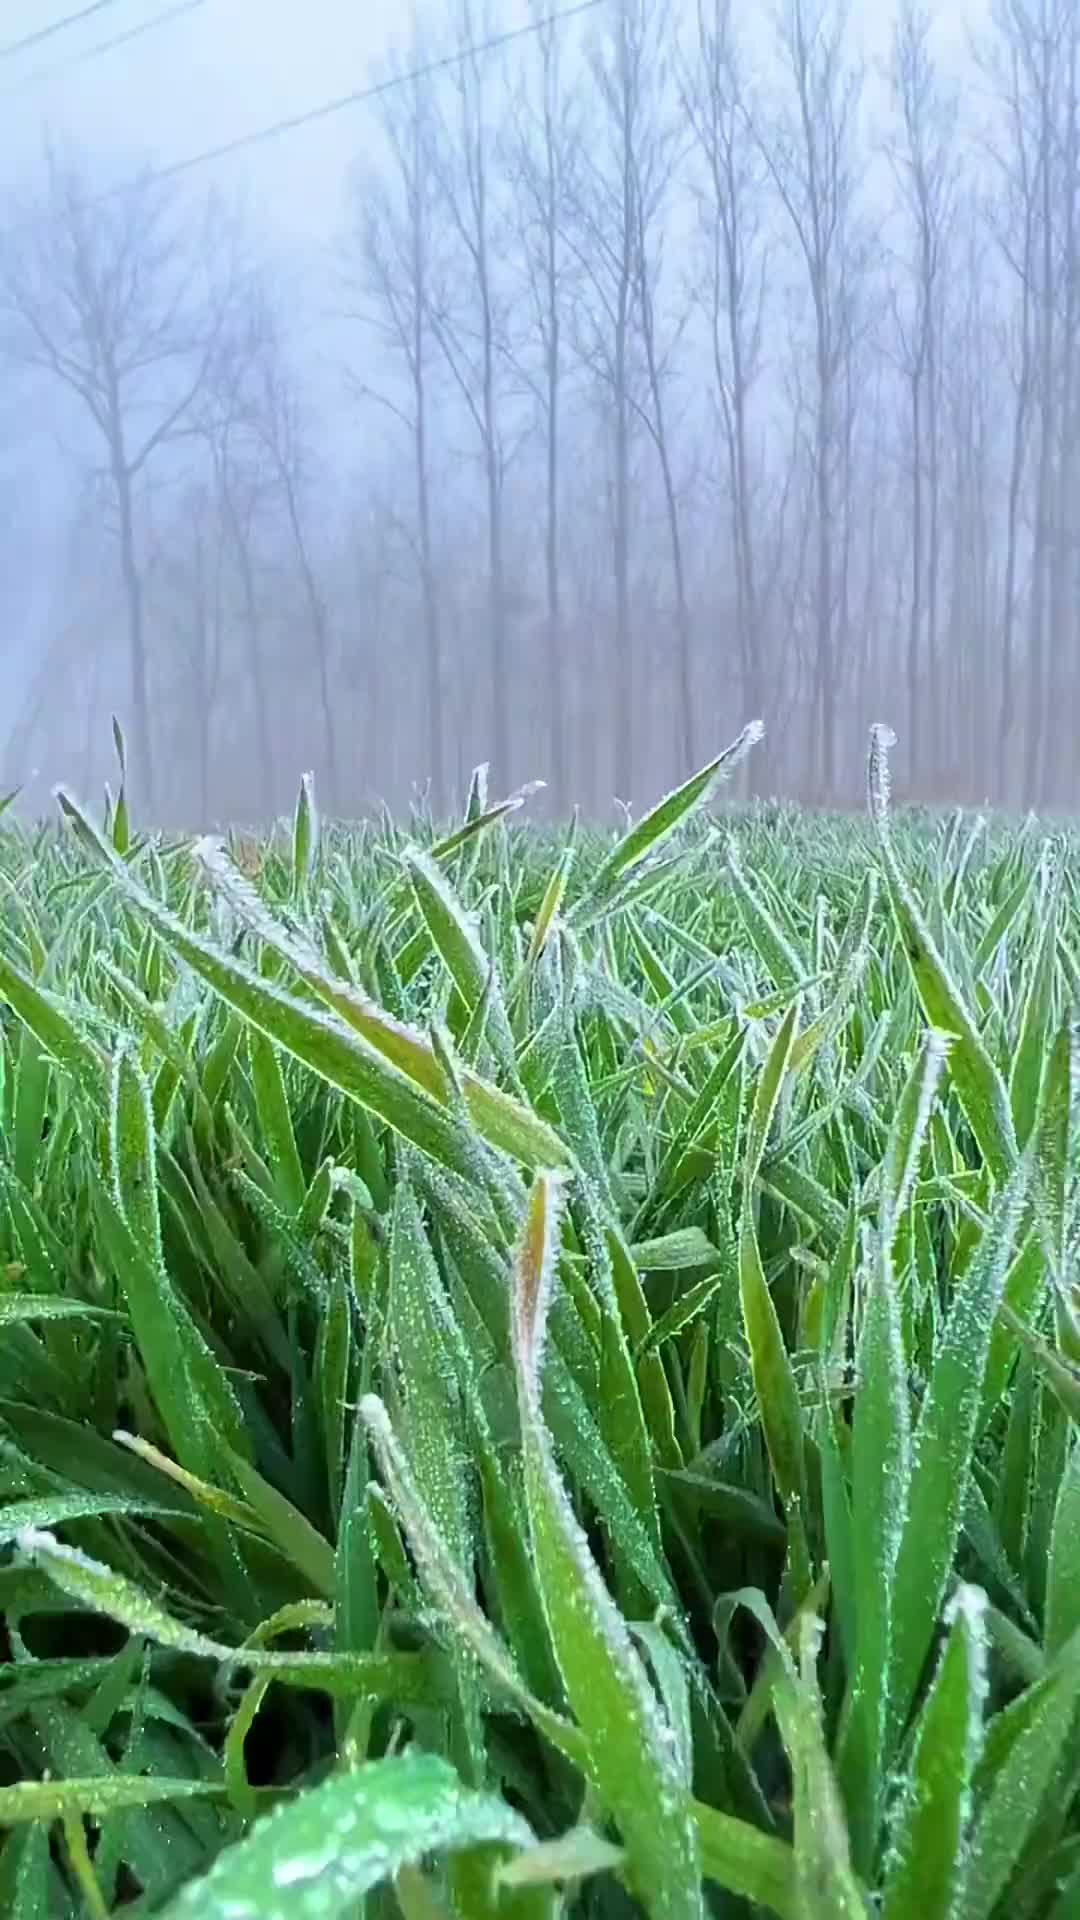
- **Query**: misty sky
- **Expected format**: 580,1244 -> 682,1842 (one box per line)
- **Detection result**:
2,1 -> 526,243
3,0 -> 983,243
1,0 -> 437,714
1,0 -> 988,777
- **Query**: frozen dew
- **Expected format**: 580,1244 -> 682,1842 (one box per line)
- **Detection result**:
271,1848 -> 337,1888
867,721 -> 898,830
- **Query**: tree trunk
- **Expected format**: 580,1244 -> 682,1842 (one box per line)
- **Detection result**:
1024,117 -> 1054,811
545,306 -> 566,811
1000,357 -> 1028,800
732,366 -> 762,790
925,319 -> 941,781
613,361 -> 632,804
815,384 -> 834,802
613,89 -> 634,805
227,488 -> 275,822
412,193 -> 444,818
641,294 -> 693,773
112,453 -> 153,811
284,480 -> 340,816
486,432 -> 508,789
908,368 -> 923,786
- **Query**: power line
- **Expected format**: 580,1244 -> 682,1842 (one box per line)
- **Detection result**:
0,0 -> 203,98
106,0 -> 606,193
1,0 -> 604,235
0,1 -> 130,64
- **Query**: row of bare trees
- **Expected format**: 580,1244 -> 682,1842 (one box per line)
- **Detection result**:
3,0 -> 1080,820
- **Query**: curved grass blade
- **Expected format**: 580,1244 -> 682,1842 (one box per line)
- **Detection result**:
389,1185 -> 471,1563
0,1494 -> 177,1542
0,1777 -> 223,1825
571,725 -> 763,924
740,1000 -> 805,1506
838,1224 -> 910,1877
867,726 -> 1016,1183
404,846 -> 516,1076
1009,857 -> 1060,1148
360,1390 -> 587,1769
0,1296 -> 120,1326
1046,1439 -> 1080,1656
510,1172 -> 704,1920
15,1528 -> 444,1702
1034,1014 -> 1075,1279
247,1030 -> 307,1214
104,1050 -> 247,1471
526,844 -> 576,967
730,1592 -> 864,1919
889,1158 -> 1030,1741
0,948 -> 107,1108
158,1753 -> 532,1920
727,841 -> 805,995
880,1585 -> 988,1920
959,1625 -> 1080,1920
56,790 -> 571,1174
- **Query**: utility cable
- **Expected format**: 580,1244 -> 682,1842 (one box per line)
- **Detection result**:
0,0 -> 203,97
0,0 -> 133,63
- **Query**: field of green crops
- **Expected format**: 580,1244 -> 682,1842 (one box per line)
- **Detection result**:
0,722 -> 1078,1918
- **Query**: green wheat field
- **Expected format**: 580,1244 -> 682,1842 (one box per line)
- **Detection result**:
1,720 -> 1079,1918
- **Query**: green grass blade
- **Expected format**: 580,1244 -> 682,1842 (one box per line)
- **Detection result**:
959,1626 -> 1080,1920
17,1525 -> 444,1702
739,1001 -> 805,1507
1046,1439 -> 1080,1656
571,725 -> 762,922
57,790 -> 571,1174
890,1158 -> 1029,1738
880,1585 -> 988,1920
292,770 -> 319,896
838,1227 -> 910,1876
727,841 -> 805,994
0,1778 -> 223,1825
868,727 -> 1016,1182
0,1296 -> 119,1326
158,1754 -> 532,1920
218,1446 -> 336,1600
247,1030 -> 307,1214
510,1172 -> 704,1920
1009,859 -> 1059,1147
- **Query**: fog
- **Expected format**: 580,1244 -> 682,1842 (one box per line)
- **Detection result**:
2,0 -> 1074,822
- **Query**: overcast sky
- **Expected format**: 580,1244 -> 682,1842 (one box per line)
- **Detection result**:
0,0 -> 983,730
3,0 -> 975,231
1,0 -> 528,244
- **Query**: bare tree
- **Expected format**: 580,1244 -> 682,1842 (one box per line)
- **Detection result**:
243,295 -> 340,814
508,3 -> 578,808
194,331 -> 278,821
682,0 -> 768,783
427,0 -> 513,789
970,0 -> 1038,801
756,0 -> 864,800
0,152 -> 234,807
887,0 -> 957,787
569,0 -> 673,801
939,207 -> 996,797
981,0 -> 1080,807
147,478 -> 225,824
346,46 -> 446,810
1020,0 -> 1059,806
7,4 -> 1080,820
1043,3 -> 1080,806
628,38 -> 695,775
989,135 -> 1036,798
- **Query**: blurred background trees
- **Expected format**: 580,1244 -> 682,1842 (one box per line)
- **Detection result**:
3,0 -> 1079,820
